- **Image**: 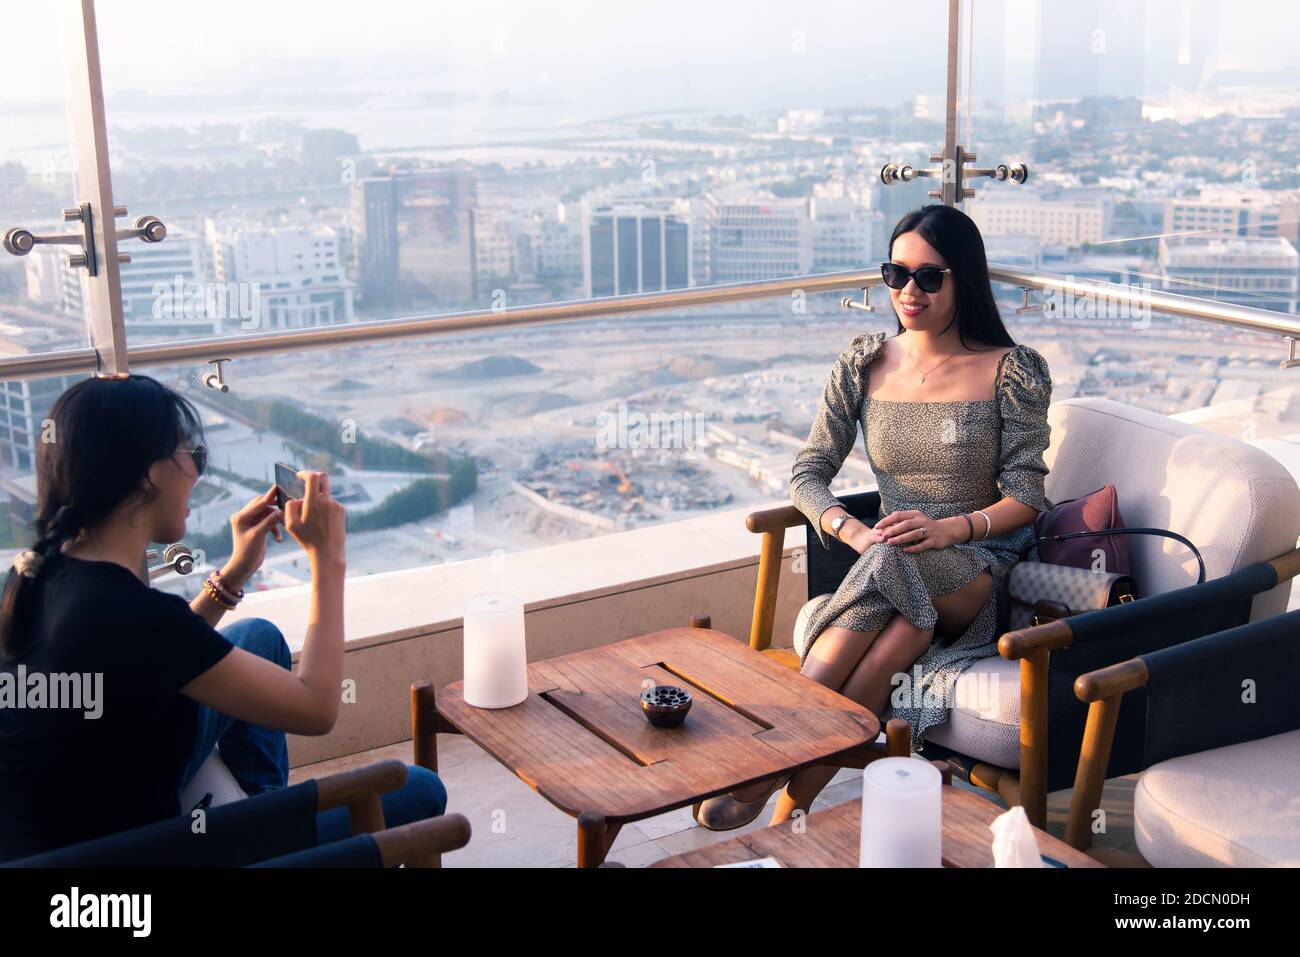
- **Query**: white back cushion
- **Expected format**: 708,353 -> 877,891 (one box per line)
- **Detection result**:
1044,398 -> 1300,620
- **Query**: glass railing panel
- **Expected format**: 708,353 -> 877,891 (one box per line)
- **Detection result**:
962,0 -> 1300,479
0,6 -> 90,355
88,0 -> 952,348
131,290 -> 878,596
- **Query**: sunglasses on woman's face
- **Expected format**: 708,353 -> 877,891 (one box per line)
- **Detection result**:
176,445 -> 208,476
880,262 -> 952,294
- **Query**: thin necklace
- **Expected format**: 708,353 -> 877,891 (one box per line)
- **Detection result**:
904,345 -> 960,384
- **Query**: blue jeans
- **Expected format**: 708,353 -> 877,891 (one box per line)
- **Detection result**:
181,617 -> 447,847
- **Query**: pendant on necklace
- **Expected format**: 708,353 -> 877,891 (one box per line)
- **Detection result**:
919,374 -> 926,383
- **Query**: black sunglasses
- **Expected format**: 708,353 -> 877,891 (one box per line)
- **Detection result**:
176,445 -> 208,476
881,262 -> 952,294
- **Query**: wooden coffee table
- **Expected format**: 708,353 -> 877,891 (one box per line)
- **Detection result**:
412,619 -> 884,867
651,784 -> 1104,868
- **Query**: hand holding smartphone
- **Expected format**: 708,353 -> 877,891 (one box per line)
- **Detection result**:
274,462 -> 347,569
274,461 -> 306,510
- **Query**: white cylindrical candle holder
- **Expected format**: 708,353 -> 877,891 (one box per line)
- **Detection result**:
462,592 -> 528,709
859,757 -> 942,868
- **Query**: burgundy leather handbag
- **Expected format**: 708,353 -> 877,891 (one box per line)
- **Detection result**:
999,484 -> 1206,633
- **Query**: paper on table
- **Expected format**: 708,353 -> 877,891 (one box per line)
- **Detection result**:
989,805 -> 1045,867
715,857 -> 783,868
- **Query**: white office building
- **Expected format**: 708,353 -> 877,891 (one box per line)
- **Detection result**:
703,189 -> 812,284
810,197 -> 883,272
1164,189 -> 1300,243
1159,235 -> 1299,314
965,193 -> 1111,248
204,220 -> 355,331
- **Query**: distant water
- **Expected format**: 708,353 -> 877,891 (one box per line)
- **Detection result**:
0,99 -> 713,162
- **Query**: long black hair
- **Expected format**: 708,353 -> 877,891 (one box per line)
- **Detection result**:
887,205 -> 1015,350
0,374 -> 205,661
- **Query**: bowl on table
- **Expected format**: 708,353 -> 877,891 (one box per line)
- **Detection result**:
640,685 -> 692,727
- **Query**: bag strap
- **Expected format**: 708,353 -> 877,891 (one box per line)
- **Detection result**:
1015,527 -> 1206,584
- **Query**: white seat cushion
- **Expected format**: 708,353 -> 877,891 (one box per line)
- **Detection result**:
1134,727 -> 1300,867
179,749 -> 249,813
791,593 -> 833,663
922,655 -> 1021,769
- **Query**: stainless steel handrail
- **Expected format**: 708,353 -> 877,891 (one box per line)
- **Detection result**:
0,264 -> 1296,382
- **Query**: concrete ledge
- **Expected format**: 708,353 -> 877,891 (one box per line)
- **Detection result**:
222,493 -> 867,766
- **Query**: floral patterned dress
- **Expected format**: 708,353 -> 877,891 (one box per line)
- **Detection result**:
789,330 -> 1054,745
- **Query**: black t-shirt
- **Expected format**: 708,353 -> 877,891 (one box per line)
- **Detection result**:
0,553 -> 233,861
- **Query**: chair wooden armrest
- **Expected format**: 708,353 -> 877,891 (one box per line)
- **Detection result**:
996,619 -> 1075,660
748,501 -> 806,650
314,759 -> 409,835
991,619 -> 1075,827
1064,659 -> 1151,850
746,504 -> 806,535
1267,545 -> 1300,584
373,813 -> 472,868
746,505 -> 807,652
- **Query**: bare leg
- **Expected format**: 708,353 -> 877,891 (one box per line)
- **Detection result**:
770,571 -> 993,822
726,623 -> 883,801
771,613 -> 933,822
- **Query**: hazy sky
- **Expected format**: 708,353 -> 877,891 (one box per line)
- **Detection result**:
3,0 -> 1298,112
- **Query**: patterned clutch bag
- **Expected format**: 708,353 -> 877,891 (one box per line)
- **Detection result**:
1005,561 -> 1136,631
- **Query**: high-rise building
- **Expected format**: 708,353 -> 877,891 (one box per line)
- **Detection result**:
349,177 -> 400,312
393,168 -> 478,307
583,200 -> 691,298
474,195 -> 516,286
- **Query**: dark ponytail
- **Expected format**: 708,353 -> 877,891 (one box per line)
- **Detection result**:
0,374 -> 204,661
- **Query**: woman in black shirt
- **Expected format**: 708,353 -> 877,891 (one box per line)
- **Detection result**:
0,374 -> 446,860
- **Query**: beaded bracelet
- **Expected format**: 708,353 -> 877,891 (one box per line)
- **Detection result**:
203,576 -> 237,610
960,514 -> 975,543
209,569 -> 245,604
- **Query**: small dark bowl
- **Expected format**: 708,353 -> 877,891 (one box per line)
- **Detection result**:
641,685 -> 692,728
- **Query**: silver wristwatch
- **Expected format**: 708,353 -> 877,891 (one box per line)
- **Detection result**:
830,514 -> 851,540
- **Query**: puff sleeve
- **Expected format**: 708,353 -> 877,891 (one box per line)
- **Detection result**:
994,343 -> 1054,514
789,331 -> 883,550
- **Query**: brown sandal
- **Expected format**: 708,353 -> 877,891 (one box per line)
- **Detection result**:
692,774 -> 791,831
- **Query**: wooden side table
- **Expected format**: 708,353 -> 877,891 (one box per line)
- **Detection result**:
413,617 -> 896,867
651,784 -> 1105,868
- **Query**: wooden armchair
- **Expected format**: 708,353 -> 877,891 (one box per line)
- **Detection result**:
2,759 -> 462,868
746,488 -> 1300,829
1066,608 -> 1300,865
252,812 -> 472,867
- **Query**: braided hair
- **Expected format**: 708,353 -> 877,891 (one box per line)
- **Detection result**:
0,374 -> 205,661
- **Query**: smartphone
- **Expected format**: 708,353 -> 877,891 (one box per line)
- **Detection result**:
274,462 -> 306,510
